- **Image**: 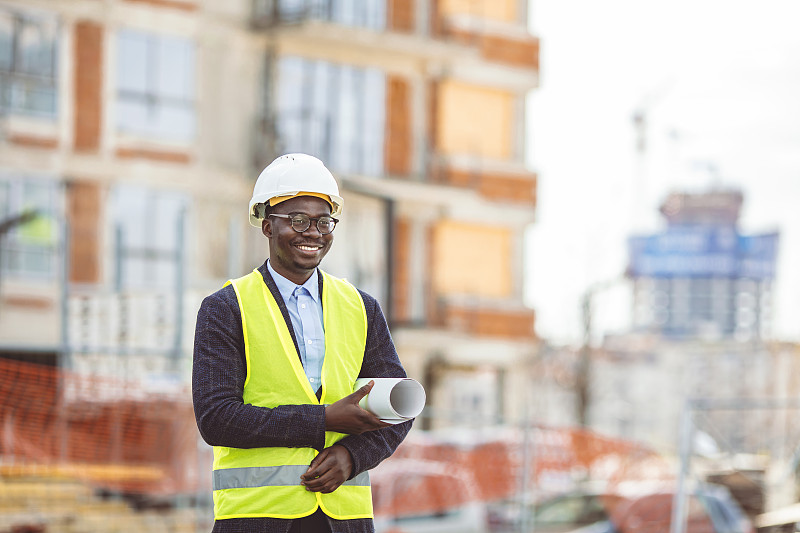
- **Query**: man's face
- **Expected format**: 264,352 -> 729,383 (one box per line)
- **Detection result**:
262,195 -> 334,285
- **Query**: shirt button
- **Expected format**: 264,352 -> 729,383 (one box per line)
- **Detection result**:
301,304 -> 306,309
307,340 -> 313,345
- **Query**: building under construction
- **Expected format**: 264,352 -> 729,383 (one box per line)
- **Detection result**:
0,0 -> 541,530
627,188 -> 779,341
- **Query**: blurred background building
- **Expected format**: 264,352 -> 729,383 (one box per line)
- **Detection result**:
0,0 -> 539,418
0,0 -> 543,530
628,188 -> 779,341
1,1 -> 799,532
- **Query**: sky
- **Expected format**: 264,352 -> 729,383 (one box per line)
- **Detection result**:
524,0 -> 800,345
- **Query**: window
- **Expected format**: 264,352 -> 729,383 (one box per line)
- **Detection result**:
111,185 -> 187,289
116,30 -> 195,141
0,8 -> 58,117
0,176 -> 60,278
275,56 -> 385,176
322,191 -> 389,308
255,0 -> 386,30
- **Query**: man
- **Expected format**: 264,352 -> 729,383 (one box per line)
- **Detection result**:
193,153 -> 412,532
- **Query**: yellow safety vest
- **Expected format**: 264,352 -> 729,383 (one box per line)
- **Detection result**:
212,269 -> 372,520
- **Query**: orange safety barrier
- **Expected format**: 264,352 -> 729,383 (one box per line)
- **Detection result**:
0,356 -> 668,515
373,427 -> 669,518
0,357 -> 204,495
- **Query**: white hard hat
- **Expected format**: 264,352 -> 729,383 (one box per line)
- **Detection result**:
248,153 -> 343,227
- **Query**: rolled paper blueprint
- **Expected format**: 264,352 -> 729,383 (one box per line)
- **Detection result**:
354,377 -> 426,423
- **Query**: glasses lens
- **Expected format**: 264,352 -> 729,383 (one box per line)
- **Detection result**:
317,216 -> 336,234
290,214 -> 311,232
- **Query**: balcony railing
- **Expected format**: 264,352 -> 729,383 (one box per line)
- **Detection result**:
251,0 -> 386,31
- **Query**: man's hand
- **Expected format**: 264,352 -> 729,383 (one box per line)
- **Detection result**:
325,380 -> 392,435
300,445 -> 354,493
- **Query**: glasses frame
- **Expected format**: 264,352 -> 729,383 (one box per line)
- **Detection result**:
267,213 -> 339,234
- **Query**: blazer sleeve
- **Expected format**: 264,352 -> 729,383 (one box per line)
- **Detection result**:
192,285 -> 328,451
334,290 -> 413,477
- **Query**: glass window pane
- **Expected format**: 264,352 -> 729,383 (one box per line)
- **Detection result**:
333,0 -> 357,26
367,0 -> 386,30
0,181 -> 8,219
117,30 -> 149,94
18,17 -> 56,76
156,36 -> 193,100
274,58 -> 385,175
111,185 -> 186,289
0,12 -> 14,70
278,56 -> 305,112
13,80 -> 55,115
116,30 -> 195,140
334,64 -> 357,173
280,0 -> 306,19
154,103 -> 195,142
277,115 -> 302,154
116,99 -> 150,134
362,68 -> 385,175
0,177 -> 58,278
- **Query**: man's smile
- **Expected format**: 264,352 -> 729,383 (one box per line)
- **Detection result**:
295,243 -> 323,252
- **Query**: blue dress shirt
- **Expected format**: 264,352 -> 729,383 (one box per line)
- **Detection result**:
267,259 -> 324,390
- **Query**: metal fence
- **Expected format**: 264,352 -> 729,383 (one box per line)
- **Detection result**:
672,398 -> 800,533
4,364 -> 798,533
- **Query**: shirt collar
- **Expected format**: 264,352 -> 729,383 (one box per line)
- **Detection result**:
267,259 -> 320,303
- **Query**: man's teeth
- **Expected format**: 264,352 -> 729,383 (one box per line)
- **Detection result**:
297,245 -> 320,251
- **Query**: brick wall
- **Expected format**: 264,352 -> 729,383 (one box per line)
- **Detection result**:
122,0 -> 198,11
443,304 -> 536,339
434,166 -> 537,207
73,21 -> 103,153
388,0 -> 415,32
385,76 -> 412,176
67,181 -> 101,284
427,79 -> 439,154
436,20 -> 539,70
115,147 -> 191,163
8,135 -> 58,149
480,34 -> 539,70
392,217 -> 412,322
443,27 -> 539,70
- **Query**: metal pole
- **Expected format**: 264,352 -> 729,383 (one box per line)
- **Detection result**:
519,397 -> 532,533
173,207 -> 186,371
670,400 -> 695,533
384,198 -> 395,328
577,290 -> 591,427
114,223 -> 123,292
60,217 -> 71,370
59,215 -> 71,466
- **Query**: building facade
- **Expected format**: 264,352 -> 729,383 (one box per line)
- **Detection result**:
0,0 -> 539,425
628,188 -> 778,341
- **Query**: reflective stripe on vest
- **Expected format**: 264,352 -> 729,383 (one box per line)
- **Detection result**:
212,269 -> 371,521
214,466 -> 371,490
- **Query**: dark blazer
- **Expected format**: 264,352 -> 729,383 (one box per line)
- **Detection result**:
192,262 -> 412,533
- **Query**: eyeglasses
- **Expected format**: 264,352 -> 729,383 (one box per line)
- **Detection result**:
268,213 -> 338,234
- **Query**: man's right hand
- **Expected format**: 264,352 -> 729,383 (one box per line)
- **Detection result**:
325,380 -> 392,435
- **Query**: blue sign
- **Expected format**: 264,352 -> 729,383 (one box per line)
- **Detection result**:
627,226 -> 778,280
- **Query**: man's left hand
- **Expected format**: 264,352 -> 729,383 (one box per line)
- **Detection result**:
300,444 -> 354,493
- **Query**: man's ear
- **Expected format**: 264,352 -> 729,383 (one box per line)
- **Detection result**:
262,218 -> 272,238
